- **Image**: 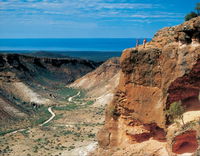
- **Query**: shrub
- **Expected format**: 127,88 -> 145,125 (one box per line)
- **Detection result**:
88,133 -> 95,138
166,101 -> 185,126
185,12 -> 198,21
195,2 -> 200,15
185,3 -> 200,21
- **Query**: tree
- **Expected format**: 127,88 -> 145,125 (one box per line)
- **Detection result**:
167,101 -> 185,126
185,11 -> 198,21
184,3 -> 200,21
195,3 -> 200,15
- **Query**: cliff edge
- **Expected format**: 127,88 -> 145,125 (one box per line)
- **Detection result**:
95,17 -> 200,156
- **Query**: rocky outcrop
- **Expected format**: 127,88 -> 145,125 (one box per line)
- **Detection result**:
167,58 -> 200,111
95,17 -> 200,156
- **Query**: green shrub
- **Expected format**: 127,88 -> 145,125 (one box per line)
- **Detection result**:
87,133 -> 95,138
185,12 -> 198,21
20,129 -> 29,137
0,129 -> 17,136
54,103 -> 78,111
183,121 -> 197,130
167,101 -> 185,125
68,145 -> 75,151
85,100 -> 94,106
57,87 -> 78,98
185,3 -> 200,21
33,145 -> 39,153
195,3 -> 200,15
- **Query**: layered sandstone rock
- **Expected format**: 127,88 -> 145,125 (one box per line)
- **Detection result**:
95,17 -> 200,156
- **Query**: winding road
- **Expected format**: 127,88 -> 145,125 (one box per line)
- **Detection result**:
40,91 -> 81,127
5,92 -> 80,136
6,107 -> 55,135
40,107 -> 55,126
68,91 -> 80,102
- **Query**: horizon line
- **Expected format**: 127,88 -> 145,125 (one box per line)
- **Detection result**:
0,37 -> 152,39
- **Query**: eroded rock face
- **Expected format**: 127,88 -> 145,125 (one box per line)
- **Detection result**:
167,58 -> 200,111
96,17 -> 200,155
172,130 -> 198,154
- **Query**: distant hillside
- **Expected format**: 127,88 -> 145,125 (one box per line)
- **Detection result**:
0,50 -> 122,62
0,53 -> 101,85
24,51 -> 72,58
70,57 -> 121,107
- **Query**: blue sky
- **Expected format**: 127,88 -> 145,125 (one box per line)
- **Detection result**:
0,0 -> 199,38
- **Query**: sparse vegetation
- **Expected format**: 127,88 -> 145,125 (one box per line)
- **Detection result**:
185,3 -> 200,21
195,2 -> 200,15
30,105 -> 52,126
0,54 -> 106,156
167,101 -> 185,126
87,133 -> 96,138
185,12 -> 198,21
61,130 -> 81,137
20,129 -> 29,137
54,103 -> 78,111
0,129 -> 19,136
0,145 -> 12,154
53,114 -> 63,120
57,87 -> 78,98
182,121 -> 197,130
68,145 -> 75,151
85,100 -> 94,106
33,145 -> 39,153
108,105 -> 120,119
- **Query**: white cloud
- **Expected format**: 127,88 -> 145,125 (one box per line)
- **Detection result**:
0,0 -> 158,12
0,0 -> 184,23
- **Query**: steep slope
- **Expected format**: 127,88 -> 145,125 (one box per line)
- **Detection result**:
95,17 -> 200,156
0,95 -> 27,120
70,57 -> 121,107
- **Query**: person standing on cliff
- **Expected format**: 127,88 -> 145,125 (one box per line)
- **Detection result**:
143,38 -> 147,48
136,39 -> 139,47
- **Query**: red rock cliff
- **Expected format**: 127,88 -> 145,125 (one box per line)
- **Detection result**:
95,17 -> 200,156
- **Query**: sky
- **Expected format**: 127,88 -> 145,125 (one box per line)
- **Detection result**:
0,0 -> 199,38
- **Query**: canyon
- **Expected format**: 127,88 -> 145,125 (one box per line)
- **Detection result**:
0,53 -> 120,156
0,17 -> 200,156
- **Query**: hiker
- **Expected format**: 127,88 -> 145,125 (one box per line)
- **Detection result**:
143,38 -> 147,48
136,39 -> 139,47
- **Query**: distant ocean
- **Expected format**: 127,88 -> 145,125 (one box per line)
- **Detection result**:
0,38 -> 150,61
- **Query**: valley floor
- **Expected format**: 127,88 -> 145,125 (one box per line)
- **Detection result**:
0,86 -> 105,156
